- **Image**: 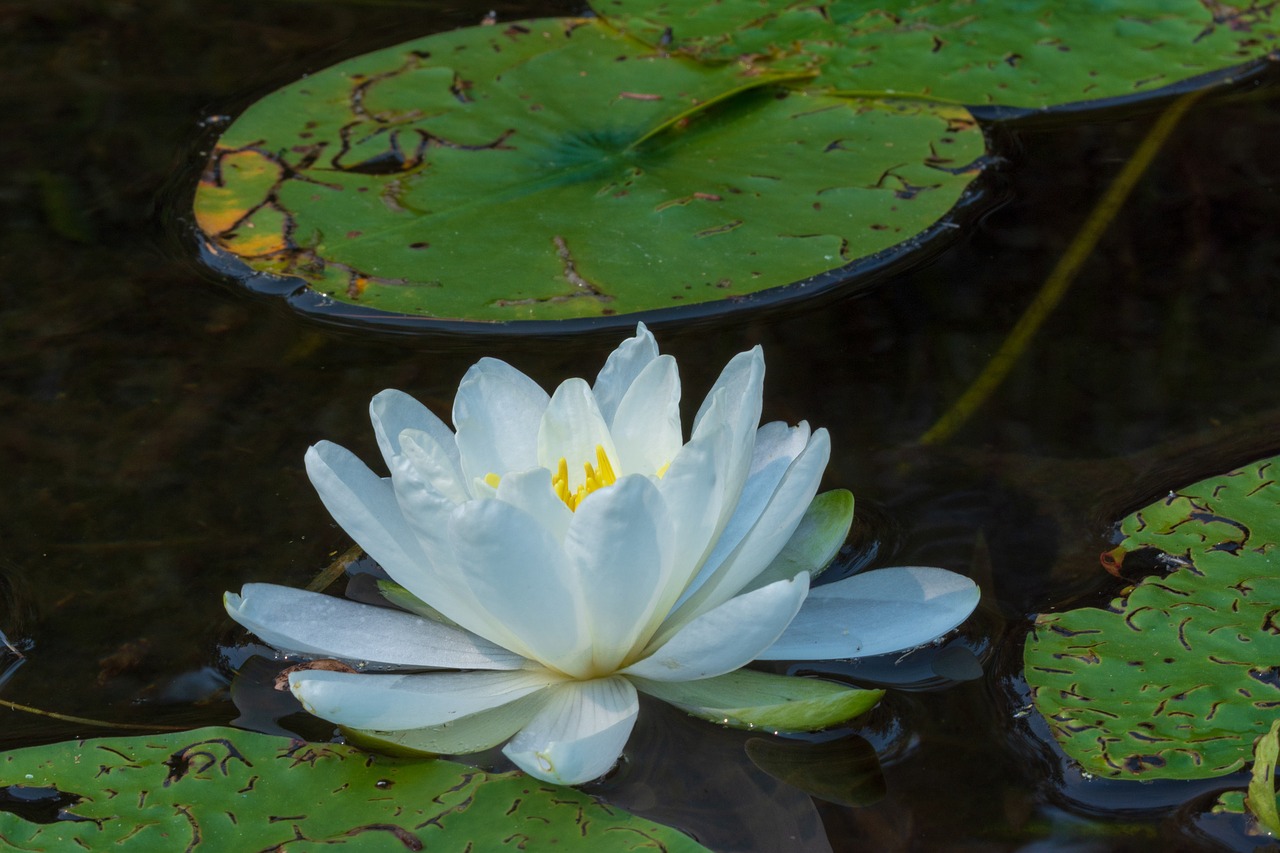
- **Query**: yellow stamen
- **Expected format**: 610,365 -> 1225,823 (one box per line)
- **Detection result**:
655,461 -> 670,479
483,472 -> 501,489
552,445 -> 618,511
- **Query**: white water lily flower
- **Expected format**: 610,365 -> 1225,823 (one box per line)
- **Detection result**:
225,324 -> 979,785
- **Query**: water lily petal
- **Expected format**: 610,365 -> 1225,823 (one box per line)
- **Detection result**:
496,467 -> 572,542
658,416 -> 730,559
306,442 -> 498,637
740,489 -> 854,594
289,669 -> 561,730
565,475 -> 672,672
692,346 -> 764,442
387,443 -> 457,558
645,420 -> 734,632
536,377 -> 618,488
369,389 -> 458,473
304,441 -> 432,590
593,322 -> 658,426
690,349 -> 764,515
449,498 -> 590,676
400,426 -> 469,505
225,583 -> 526,669
610,355 -> 681,478
453,358 -> 549,490
662,429 -> 830,637
622,574 -> 808,682
631,669 -> 882,732
678,421 -> 813,606
349,690 -> 551,756
502,677 -> 639,785
756,566 -> 980,661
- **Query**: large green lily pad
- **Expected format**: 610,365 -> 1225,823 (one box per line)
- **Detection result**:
1024,455 -> 1280,780
597,0 -> 1280,112
195,17 -> 985,327
0,726 -> 708,850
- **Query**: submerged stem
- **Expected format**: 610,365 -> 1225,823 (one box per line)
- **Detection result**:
305,543 -> 364,593
0,698 -> 188,732
919,89 -> 1207,446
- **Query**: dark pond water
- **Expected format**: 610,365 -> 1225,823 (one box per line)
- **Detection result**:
3,2 -> 1280,850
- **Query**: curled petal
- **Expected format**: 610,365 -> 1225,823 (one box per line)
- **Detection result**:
225,583 -> 526,669
756,566 -> 980,661
502,677 -> 639,785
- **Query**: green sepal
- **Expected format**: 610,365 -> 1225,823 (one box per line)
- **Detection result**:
742,489 -> 854,594
376,579 -> 462,628
633,669 -> 882,732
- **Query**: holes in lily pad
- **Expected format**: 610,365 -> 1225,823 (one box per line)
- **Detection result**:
0,785 -> 84,825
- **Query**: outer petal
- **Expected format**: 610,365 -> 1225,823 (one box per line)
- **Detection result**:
593,322 -> 659,426
502,677 -> 639,785
453,358 -> 549,490
225,583 -> 525,670
449,498 -> 590,676
564,475 -> 672,673
621,574 -> 809,682
304,442 -> 433,591
609,355 -> 682,478
755,566 -> 980,661
289,669 -> 562,730
536,377 -> 619,488
661,429 -> 830,639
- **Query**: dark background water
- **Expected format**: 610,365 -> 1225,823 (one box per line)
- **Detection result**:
2,2 -> 1279,850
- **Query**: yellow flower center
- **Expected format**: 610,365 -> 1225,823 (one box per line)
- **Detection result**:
483,446 -> 668,512
553,445 -> 616,511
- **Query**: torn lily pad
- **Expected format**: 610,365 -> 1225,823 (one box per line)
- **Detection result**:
1025,455 -> 1280,780
0,727 -> 710,851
